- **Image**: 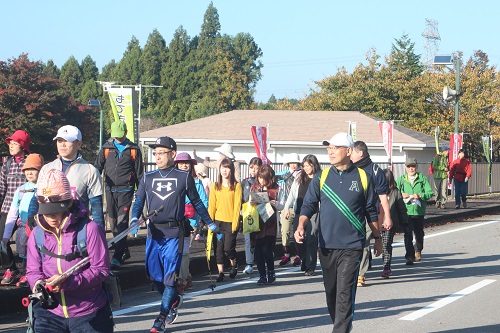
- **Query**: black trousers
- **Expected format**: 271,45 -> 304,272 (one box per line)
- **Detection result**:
254,236 -> 276,277
319,248 -> 362,333
106,190 -> 134,260
403,215 -> 425,260
213,221 -> 237,265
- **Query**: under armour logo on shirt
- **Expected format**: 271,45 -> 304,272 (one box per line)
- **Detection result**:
156,181 -> 172,192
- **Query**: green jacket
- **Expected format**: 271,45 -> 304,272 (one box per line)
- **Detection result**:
431,153 -> 449,179
396,172 -> 434,216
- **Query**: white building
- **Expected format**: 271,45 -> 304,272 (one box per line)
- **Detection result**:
139,110 -> 447,178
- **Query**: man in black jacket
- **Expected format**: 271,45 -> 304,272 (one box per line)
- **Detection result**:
95,120 -> 143,269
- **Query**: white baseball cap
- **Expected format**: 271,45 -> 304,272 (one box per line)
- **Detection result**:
53,125 -> 82,142
322,132 -> 353,148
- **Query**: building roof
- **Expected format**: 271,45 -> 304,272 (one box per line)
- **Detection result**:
140,110 -> 443,148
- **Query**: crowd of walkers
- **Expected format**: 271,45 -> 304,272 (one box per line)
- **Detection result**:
0,124 -> 472,333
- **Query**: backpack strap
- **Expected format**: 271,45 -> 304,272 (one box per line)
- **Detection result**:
104,147 -> 136,162
4,157 -> 24,180
35,218 -> 88,261
320,167 -> 367,194
104,148 -> 110,159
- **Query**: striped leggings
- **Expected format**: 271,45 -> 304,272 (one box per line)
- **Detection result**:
381,229 -> 396,270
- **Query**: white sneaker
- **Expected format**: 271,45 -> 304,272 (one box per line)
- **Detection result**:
243,265 -> 253,275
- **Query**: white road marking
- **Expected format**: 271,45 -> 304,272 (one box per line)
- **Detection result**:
114,220 -> 500,317
113,266 -> 301,316
399,279 -> 496,321
391,220 -> 500,248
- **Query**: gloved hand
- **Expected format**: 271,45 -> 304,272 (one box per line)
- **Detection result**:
207,222 -> 224,242
130,218 -> 140,235
465,177 -> 469,182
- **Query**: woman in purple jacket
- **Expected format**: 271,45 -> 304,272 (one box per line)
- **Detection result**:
26,169 -> 113,332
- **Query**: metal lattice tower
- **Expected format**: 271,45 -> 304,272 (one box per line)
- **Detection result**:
422,18 -> 441,67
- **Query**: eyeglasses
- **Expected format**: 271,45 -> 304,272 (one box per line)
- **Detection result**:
326,146 -> 348,152
8,141 -> 21,147
152,151 -> 173,157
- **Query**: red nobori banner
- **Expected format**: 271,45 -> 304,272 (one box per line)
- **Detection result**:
449,133 -> 463,166
251,125 -> 271,165
378,121 -> 393,162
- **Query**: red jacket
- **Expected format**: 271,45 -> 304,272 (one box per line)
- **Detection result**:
449,158 -> 472,182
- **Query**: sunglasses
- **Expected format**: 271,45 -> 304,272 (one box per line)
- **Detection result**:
37,193 -> 69,203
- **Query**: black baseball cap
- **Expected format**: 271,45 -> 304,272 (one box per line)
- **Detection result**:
149,136 -> 177,150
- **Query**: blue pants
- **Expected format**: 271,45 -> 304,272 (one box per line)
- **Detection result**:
33,302 -> 113,333
145,237 -> 182,286
454,181 -> 468,206
145,237 -> 182,316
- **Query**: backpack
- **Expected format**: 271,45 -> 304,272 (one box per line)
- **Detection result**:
319,167 -> 368,194
104,147 -> 137,162
32,217 -> 122,308
34,217 -> 88,261
2,156 -> 24,180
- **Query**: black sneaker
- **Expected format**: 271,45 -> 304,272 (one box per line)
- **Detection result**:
300,261 -> 307,272
216,273 -> 224,282
304,269 -> 315,276
229,265 -> 237,279
405,258 -> 414,265
257,276 -> 267,285
267,271 -> 276,284
150,315 -> 166,333
121,248 -> 131,263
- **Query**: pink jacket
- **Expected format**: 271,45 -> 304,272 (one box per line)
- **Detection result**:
26,203 -> 110,318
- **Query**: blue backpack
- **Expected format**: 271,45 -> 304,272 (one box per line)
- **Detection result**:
34,217 -> 89,261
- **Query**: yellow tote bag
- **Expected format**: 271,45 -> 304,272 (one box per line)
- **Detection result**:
242,202 -> 260,234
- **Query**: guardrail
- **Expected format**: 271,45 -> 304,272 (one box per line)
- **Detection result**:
143,161 -> 500,196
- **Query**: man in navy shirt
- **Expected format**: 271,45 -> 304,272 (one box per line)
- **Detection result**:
295,132 -> 381,333
131,136 -> 221,333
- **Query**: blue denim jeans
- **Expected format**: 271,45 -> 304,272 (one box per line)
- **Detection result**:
454,181 -> 468,206
33,302 -> 114,333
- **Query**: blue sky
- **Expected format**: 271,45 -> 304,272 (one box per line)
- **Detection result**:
2,1 -> 499,103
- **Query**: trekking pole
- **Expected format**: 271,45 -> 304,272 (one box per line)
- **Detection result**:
205,232 -> 216,291
22,206 -> 164,308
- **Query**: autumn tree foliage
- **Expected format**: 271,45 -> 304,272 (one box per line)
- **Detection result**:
0,54 -> 99,160
277,35 -> 500,161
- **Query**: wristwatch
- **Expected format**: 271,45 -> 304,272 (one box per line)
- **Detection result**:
373,234 -> 381,240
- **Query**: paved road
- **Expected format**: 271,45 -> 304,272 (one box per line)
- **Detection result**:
3,214 -> 499,332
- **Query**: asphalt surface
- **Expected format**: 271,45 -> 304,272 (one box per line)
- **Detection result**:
1,195 -> 499,317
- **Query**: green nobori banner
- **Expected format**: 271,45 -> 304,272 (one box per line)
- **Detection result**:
434,126 -> 440,154
482,136 -> 491,163
107,87 -> 139,143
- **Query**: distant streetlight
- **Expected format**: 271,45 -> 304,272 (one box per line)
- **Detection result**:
88,99 -> 103,149
434,55 -> 461,134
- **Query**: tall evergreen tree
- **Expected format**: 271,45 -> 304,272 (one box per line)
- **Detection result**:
140,29 -> 168,113
59,55 -> 83,101
42,60 -> 60,79
159,26 -> 193,124
389,34 -> 425,78
79,55 -> 101,104
113,36 -> 143,85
